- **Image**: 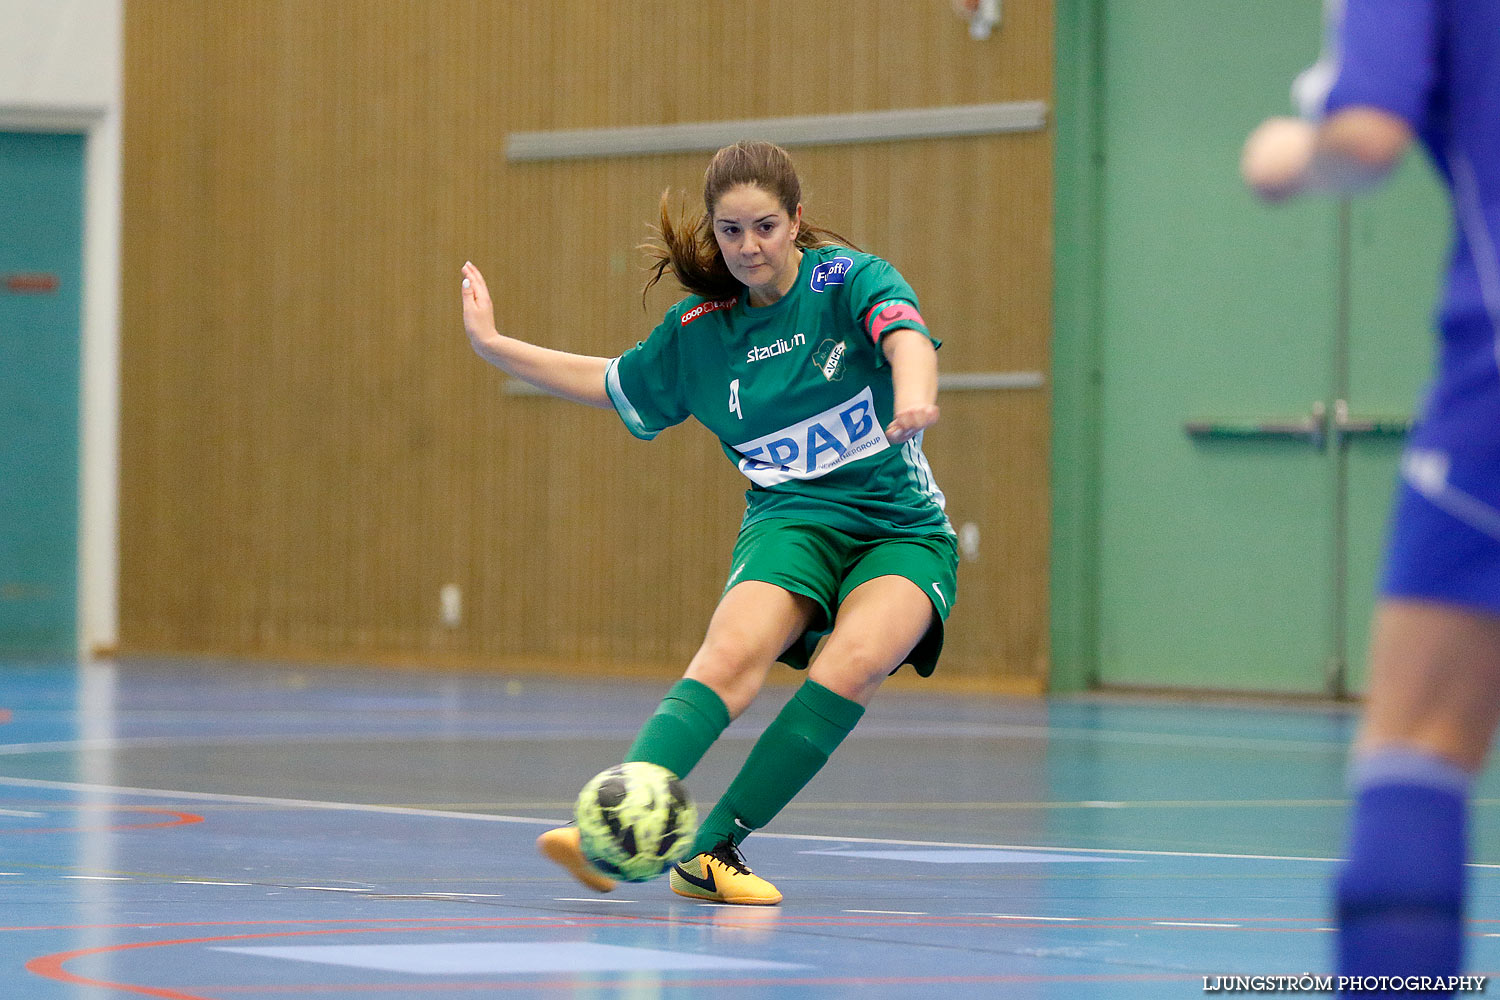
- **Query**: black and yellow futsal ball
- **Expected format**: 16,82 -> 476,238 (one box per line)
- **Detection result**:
574,762 -> 697,882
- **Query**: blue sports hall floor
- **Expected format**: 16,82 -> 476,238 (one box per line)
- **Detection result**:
3,656 -> 1498,999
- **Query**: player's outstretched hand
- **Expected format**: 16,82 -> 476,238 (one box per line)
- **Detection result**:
461,261 -> 502,354
1242,117 -> 1316,203
885,404 -> 939,445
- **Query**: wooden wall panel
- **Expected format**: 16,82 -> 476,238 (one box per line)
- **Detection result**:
121,1 -> 1053,692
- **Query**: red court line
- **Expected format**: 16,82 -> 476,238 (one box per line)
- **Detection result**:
30,912 -> 1494,998
27,922 -> 1203,999
6,913 -> 1374,935
3,916 -> 571,933
27,923 -> 616,1000
200,973 -> 1200,994
0,805 -> 204,836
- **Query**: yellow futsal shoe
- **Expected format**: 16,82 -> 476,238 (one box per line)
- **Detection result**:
536,826 -> 617,894
670,838 -> 782,905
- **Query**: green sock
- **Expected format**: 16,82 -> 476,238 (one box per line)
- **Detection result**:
690,678 -> 865,856
624,678 -> 730,780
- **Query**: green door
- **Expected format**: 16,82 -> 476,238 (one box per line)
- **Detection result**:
1340,162 -> 1450,695
1092,1 -> 1443,695
0,131 -> 85,655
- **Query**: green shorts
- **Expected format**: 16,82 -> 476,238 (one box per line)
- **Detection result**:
723,516 -> 959,677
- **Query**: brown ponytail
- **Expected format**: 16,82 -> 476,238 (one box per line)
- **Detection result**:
641,140 -> 861,306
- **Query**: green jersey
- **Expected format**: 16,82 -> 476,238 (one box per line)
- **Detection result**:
605,245 -> 952,539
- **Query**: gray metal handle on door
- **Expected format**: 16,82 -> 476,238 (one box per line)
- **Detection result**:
1331,399 -> 1412,449
1183,401 -> 1328,449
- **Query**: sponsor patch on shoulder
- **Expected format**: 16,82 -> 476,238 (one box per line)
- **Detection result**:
809,256 -> 854,293
680,297 -> 737,326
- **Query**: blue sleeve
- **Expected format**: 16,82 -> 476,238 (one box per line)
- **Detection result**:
1322,0 -> 1438,132
606,314 -> 689,441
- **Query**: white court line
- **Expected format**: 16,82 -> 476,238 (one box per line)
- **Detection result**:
0,724 -> 1350,757
176,881 -> 251,886
0,807 -> 45,817
0,775 -> 559,827
0,731 -> 639,757
0,773 -> 1400,867
844,909 -> 928,915
1152,921 -> 1240,928
854,723 -> 1347,755
554,897 -> 636,903
982,914 -> 1081,922
779,830 -> 1342,864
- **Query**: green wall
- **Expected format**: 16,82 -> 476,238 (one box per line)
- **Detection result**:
1050,0 -> 1104,692
0,131 -> 85,655
1050,2 -> 1444,694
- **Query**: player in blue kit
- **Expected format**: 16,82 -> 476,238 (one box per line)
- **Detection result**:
1243,0 -> 1500,992
462,140 -> 957,904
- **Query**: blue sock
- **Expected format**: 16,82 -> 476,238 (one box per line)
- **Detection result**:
1335,748 -> 1470,994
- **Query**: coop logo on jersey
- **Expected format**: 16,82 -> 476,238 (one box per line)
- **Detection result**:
812,339 -> 847,381
680,297 -> 737,326
731,386 -> 890,487
809,256 -> 854,293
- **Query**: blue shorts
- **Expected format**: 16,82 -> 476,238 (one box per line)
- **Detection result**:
1382,321 -> 1500,615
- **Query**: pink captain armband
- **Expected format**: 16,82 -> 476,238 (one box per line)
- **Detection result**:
865,300 -> 926,344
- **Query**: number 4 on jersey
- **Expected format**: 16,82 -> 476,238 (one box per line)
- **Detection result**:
729,378 -> 743,419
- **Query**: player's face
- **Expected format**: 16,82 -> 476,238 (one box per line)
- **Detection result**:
711,184 -> 803,306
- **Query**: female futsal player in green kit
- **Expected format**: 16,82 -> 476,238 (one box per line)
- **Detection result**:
460,140 -> 957,905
